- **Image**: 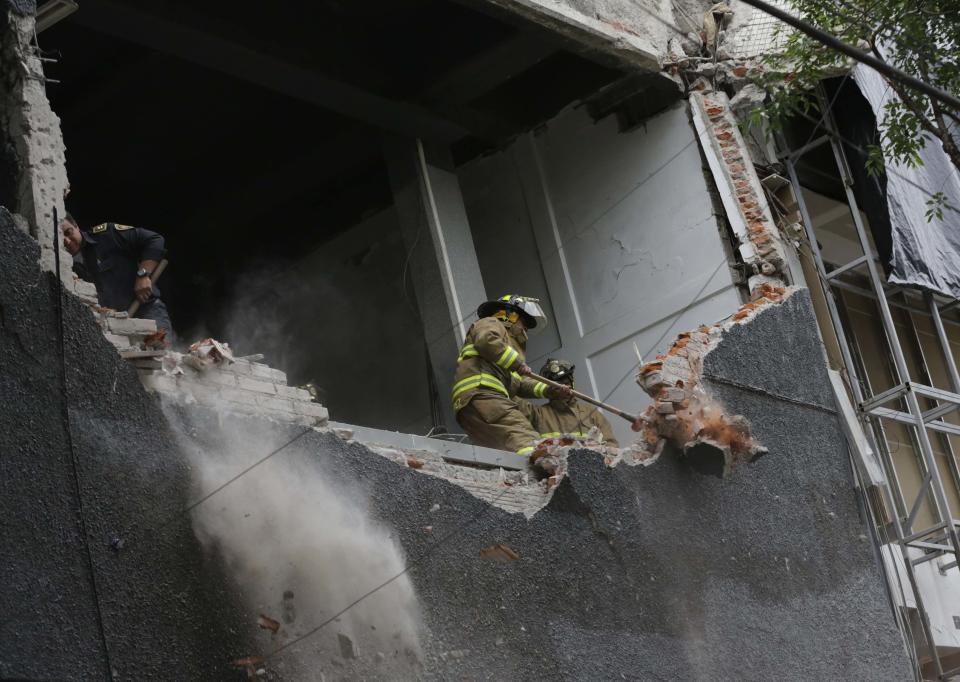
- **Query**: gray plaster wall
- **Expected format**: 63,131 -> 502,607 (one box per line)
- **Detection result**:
458,101 -> 742,445
0,202 -> 913,679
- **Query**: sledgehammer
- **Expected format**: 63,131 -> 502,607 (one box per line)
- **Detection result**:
527,371 -> 639,424
127,258 -> 168,316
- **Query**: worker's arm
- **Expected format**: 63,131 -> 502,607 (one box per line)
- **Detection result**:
510,372 -> 550,401
119,225 -> 166,303
472,318 -> 525,372
72,252 -> 94,283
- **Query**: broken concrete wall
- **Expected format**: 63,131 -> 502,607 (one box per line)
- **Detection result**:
0,0 -> 71,280
458,101 -> 742,446
475,0 -> 709,69
0,199 -> 912,679
216,207 -> 434,434
311,286 -> 912,680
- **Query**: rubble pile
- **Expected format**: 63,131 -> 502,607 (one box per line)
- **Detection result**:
136,343 -> 328,427
630,285 -> 791,476
71,276 -> 327,426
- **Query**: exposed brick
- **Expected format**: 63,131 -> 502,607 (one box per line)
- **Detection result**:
195,370 -> 239,389
216,360 -> 255,376
236,376 -> 277,395
276,385 -> 312,401
104,332 -> 130,349
255,394 -> 297,413
294,401 -> 329,420
219,386 -> 260,407
106,317 -> 157,335
246,363 -> 271,378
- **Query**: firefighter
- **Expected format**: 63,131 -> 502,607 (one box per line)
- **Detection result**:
526,358 -> 619,448
453,294 -> 572,460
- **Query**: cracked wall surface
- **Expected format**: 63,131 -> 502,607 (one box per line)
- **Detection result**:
0,205 -> 912,679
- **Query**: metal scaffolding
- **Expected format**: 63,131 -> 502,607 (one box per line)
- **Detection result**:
779,90 -> 960,680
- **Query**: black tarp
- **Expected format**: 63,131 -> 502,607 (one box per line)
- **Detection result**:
851,65 -> 960,300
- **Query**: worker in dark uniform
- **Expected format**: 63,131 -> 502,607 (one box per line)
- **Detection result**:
61,213 -> 175,340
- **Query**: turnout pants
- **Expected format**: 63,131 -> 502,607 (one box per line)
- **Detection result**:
456,393 -> 540,458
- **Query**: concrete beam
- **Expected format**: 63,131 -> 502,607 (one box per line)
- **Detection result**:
452,0 -> 661,72
71,0 -> 469,143
383,137 -> 488,432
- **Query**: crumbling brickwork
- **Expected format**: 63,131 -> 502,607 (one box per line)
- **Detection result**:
70,275 -> 328,427
631,284 -> 791,476
690,89 -> 791,290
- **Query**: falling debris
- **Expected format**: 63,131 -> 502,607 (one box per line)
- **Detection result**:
188,337 -> 236,366
479,543 -> 520,562
257,614 -> 280,634
142,328 -> 167,350
338,632 -> 358,659
230,655 -> 265,679
405,456 -> 425,470
629,287 -> 785,476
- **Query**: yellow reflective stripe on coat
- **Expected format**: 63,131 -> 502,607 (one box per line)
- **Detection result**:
458,344 -> 479,361
451,373 -> 508,400
540,431 -> 587,438
516,446 -> 535,456
496,346 -> 518,369
533,382 -> 547,398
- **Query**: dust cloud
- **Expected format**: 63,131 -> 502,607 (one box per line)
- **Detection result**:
163,404 -> 423,679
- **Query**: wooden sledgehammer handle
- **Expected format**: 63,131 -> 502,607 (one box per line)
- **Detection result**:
127,258 -> 168,317
527,371 -> 638,424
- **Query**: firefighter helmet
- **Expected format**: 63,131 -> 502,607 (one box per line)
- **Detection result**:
477,294 -> 548,331
540,358 -> 575,383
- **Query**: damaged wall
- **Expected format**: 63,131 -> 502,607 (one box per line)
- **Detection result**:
0,0 -> 70,280
458,100 -> 742,445
0,193 -> 912,678
474,0 -> 709,68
